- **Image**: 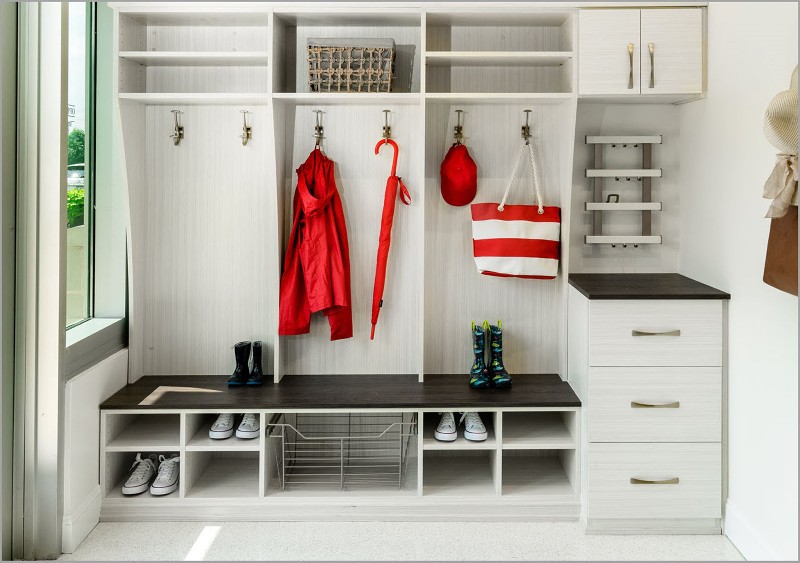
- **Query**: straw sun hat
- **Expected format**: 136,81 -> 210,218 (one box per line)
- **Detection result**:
763,66 -> 799,218
764,65 -> 798,155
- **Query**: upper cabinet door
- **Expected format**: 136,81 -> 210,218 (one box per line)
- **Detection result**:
579,10 -> 641,96
640,9 -> 703,95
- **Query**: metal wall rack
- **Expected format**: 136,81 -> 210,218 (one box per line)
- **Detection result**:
584,135 -> 663,247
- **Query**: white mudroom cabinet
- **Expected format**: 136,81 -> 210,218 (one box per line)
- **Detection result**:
102,1 -> 727,535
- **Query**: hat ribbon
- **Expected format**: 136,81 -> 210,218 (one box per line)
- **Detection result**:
764,154 -> 798,218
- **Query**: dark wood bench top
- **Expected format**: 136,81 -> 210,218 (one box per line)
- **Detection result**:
569,273 -> 730,300
101,373 -> 581,410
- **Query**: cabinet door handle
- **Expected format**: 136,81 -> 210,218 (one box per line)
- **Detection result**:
627,43 -> 635,89
630,477 -> 679,485
648,42 -> 655,88
631,329 -> 681,337
631,401 -> 680,409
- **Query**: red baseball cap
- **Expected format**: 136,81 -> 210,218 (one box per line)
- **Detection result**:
440,143 -> 477,207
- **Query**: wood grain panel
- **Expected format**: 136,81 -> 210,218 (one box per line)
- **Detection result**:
588,367 -> 721,442
640,9 -> 703,95
587,442 -> 721,519
145,65 -> 269,94
423,102 -> 576,375
278,104 -> 423,375
426,24 -> 565,52
589,299 -> 722,367
136,105 -> 276,376
146,24 -> 269,53
578,10 -> 640,95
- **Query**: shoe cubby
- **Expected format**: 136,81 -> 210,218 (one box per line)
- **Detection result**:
501,449 -> 577,498
184,412 -> 263,451
184,451 -> 261,499
501,411 -> 577,450
104,413 -> 181,452
271,10 -> 422,94
422,412 -> 497,450
117,7 -> 270,95
102,451 -> 182,500
423,450 -> 500,496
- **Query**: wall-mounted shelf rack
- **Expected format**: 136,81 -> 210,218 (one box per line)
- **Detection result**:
271,93 -> 422,105
118,93 -> 269,105
584,135 -> 663,247
119,51 -> 269,66
425,51 -> 573,67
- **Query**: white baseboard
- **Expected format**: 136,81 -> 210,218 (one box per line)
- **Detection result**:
724,500 -> 781,561
62,485 -> 101,554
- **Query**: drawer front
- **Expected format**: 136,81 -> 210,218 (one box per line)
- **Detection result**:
589,300 -> 723,367
588,367 -> 721,442
588,443 -> 722,520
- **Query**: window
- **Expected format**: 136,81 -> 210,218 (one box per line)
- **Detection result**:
66,3 -> 96,327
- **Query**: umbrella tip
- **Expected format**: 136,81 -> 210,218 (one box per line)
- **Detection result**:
370,325 -> 376,340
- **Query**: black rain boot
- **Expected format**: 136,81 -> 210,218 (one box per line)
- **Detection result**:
468,321 -> 491,389
489,321 -> 512,388
247,341 -> 265,386
227,341 -> 251,386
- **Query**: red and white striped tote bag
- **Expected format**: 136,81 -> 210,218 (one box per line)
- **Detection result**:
470,142 -> 560,279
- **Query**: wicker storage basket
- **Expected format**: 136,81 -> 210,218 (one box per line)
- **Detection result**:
307,38 -> 396,93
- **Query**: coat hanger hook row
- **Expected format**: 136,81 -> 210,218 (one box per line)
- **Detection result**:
521,109 -> 532,145
169,109 -> 184,146
313,109 -> 325,148
454,109 -> 464,145
240,110 -> 252,146
382,109 -> 392,143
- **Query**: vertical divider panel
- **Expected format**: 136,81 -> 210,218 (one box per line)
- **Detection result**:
179,412 -> 188,498
258,411 -> 266,497
493,411 -> 503,495
416,410 -> 424,495
418,10 -> 428,382
100,412 -> 108,497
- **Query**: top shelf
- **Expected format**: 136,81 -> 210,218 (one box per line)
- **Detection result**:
586,135 -> 663,145
426,51 -> 573,67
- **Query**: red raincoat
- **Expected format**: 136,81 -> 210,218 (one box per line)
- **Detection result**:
279,148 -> 353,340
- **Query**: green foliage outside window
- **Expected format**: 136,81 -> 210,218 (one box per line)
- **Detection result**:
67,188 -> 85,228
68,128 -> 85,166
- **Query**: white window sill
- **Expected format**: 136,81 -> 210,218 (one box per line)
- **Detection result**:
65,317 -> 126,380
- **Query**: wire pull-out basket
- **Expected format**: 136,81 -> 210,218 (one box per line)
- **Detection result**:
307,38 -> 396,93
268,412 -> 416,491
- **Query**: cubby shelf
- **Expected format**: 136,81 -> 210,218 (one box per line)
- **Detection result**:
186,456 -> 260,499
502,456 -> 576,497
423,430 -> 497,450
425,51 -> 573,67
106,415 -> 180,452
272,92 -> 421,105
119,51 -> 269,66
424,93 -> 573,104
423,454 -> 497,497
118,93 -> 269,105
187,423 -> 261,452
502,412 -> 576,450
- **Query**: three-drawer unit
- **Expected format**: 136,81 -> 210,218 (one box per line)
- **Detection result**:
568,273 -> 729,534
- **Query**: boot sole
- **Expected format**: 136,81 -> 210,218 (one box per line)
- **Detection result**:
246,381 -> 264,386
227,381 -> 246,387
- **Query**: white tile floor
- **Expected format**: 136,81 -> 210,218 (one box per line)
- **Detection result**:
59,521 -> 744,561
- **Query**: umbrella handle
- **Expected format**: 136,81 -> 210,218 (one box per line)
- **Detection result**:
375,139 -> 399,177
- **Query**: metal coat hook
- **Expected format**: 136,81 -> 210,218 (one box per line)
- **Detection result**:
382,109 -> 392,143
170,110 -> 184,146
521,109 -> 532,144
239,110 -> 252,146
606,194 -> 620,203
313,109 -> 325,148
453,109 -> 464,145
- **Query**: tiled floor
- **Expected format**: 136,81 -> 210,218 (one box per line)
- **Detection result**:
60,521 -> 744,561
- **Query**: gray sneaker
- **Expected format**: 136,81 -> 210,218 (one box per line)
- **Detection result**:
236,413 -> 259,439
150,455 -> 179,496
122,453 -> 158,495
209,413 -> 235,439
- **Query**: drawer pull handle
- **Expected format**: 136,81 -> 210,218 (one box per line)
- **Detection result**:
630,477 -> 679,485
631,401 -> 680,409
648,42 -> 655,88
631,329 -> 681,337
627,43 -> 634,89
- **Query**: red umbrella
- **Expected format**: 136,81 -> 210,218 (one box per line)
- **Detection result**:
370,138 -> 412,340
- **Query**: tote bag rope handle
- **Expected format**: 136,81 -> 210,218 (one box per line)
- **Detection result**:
497,142 -> 544,215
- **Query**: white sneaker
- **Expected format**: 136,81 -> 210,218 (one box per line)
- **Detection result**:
236,413 -> 259,439
209,413 -> 235,439
122,453 -> 158,495
461,412 -> 488,442
150,455 -> 179,496
434,412 -> 457,442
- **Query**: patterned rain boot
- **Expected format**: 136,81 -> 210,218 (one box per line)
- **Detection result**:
469,321 -> 491,389
247,341 -> 265,386
489,321 -> 512,388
